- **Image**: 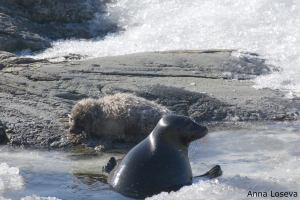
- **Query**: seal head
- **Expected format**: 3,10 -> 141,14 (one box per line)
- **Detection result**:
108,114 -> 208,199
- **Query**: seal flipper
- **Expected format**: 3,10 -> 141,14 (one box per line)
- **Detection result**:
194,165 -> 222,179
102,157 -> 117,174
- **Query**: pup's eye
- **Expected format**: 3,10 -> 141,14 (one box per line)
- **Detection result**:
70,118 -> 73,122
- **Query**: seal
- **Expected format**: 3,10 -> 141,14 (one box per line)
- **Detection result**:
107,114 -> 220,199
68,93 -> 171,151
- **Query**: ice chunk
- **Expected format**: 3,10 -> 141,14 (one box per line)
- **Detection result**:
0,163 -> 24,192
21,195 -> 61,200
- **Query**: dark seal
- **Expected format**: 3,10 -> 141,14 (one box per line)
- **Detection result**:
107,114 -> 220,199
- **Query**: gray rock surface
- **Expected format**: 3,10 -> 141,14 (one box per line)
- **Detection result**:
0,0 -> 118,52
0,120 -> 7,144
0,51 -> 49,70
0,50 -> 299,149
0,13 -> 51,52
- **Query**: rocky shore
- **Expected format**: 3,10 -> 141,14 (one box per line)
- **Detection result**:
0,0 -> 118,52
0,50 -> 299,149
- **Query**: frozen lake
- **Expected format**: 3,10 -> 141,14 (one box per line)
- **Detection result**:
1,122 -> 299,199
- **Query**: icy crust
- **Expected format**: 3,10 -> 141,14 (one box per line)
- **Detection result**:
0,146 -> 72,174
1,195 -> 62,200
0,163 -> 24,194
0,123 -> 299,199
148,175 -> 299,200
166,123 -> 300,200
21,195 -> 61,200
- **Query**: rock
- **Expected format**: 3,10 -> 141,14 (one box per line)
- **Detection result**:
22,0 -> 118,40
0,50 -> 299,149
0,13 -> 51,52
0,51 -> 49,70
0,0 -> 118,52
134,85 -> 230,121
0,120 -> 7,144
0,0 -> 31,19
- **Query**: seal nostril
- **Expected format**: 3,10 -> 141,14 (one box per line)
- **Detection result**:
108,114 -> 197,198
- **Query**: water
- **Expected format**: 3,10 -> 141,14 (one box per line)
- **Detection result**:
1,122 -> 299,199
0,148 -> 127,200
7,1 -> 300,199
17,0 -> 300,98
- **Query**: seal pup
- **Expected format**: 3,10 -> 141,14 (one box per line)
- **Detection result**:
69,93 -> 171,151
106,114 -> 222,199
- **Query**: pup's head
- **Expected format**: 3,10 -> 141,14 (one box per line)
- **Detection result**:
69,98 -> 99,135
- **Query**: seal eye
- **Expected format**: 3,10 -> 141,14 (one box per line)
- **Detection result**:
180,117 -> 188,123
186,121 -> 194,130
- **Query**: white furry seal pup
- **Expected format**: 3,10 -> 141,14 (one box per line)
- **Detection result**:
69,93 -> 171,151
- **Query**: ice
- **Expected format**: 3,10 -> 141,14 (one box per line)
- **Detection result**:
148,175 -> 299,200
0,147 -> 71,174
1,123 -> 299,199
0,197 -> 11,200
16,0 -> 300,97
148,122 -> 300,200
0,163 -> 24,194
0,163 -> 19,175
147,179 -> 239,200
20,195 -> 61,200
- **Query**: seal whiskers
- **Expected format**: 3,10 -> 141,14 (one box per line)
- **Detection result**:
202,136 -> 208,154
107,114 -> 211,199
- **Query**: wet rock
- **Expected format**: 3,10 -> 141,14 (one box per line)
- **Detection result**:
0,51 -> 49,70
24,0 -> 118,40
0,13 -> 51,52
129,85 -> 231,121
0,120 -> 7,143
0,0 -> 118,52
0,50 -> 298,149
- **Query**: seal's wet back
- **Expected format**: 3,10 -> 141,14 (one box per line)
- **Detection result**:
108,114 -> 209,199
